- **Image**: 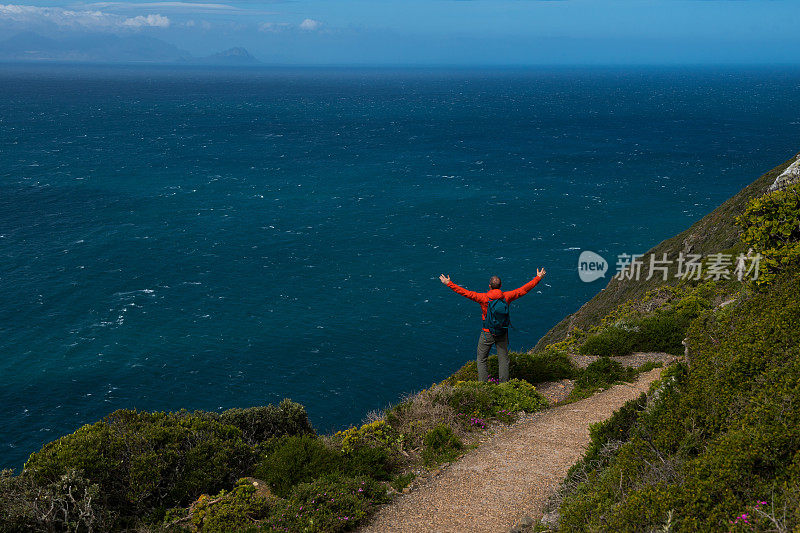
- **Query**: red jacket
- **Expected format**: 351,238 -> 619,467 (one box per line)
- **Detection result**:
447,276 -> 542,332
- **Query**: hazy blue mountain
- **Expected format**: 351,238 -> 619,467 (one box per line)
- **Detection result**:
0,31 -> 61,56
0,32 -> 256,64
197,47 -> 261,65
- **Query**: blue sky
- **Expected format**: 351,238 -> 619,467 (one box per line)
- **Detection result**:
1,0 -> 799,64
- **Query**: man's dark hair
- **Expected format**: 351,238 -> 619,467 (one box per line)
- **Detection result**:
489,276 -> 502,289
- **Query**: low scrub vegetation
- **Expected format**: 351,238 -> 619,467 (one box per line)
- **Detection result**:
544,182 -> 800,531
1,401 -> 315,531
447,349 -> 578,384
421,425 -> 463,467
737,182 -> 800,287
576,289 -> 712,357
556,266 -> 800,531
1,366 -> 556,531
568,357 -> 639,401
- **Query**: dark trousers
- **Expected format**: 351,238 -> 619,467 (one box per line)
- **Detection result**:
476,330 -> 509,382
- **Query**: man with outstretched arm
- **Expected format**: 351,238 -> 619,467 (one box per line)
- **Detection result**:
439,269 -> 546,383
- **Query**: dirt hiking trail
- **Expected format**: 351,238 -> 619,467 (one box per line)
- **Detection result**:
360,355 -> 676,533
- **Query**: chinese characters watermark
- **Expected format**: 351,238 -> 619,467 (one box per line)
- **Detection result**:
578,251 -> 761,282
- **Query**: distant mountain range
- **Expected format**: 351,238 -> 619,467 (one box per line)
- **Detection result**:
203,47 -> 259,66
0,31 -> 260,65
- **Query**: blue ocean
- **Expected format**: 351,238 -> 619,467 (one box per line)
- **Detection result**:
2,65 -> 799,470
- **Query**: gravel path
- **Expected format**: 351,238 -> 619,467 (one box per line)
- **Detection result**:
531,379 -> 574,405
359,364 -> 669,533
569,351 -> 680,369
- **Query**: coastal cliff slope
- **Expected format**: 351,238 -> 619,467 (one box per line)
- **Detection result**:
534,152 -> 800,350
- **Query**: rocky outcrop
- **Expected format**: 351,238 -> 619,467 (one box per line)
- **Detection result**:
768,154 -> 800,192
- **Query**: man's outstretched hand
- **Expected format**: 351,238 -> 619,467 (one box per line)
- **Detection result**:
439,274 -> 451,285
537,268 -> 547,278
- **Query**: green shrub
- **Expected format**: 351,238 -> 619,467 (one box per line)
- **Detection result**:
23,409 -> 256,526
330,420 -> 395,481
672,293 -> 712,319
636,361 -> 663,374
579,308 -> 693,357
737,183 -> 800,287
444,381 -> 499,419
254,435 -> 393,498
636,312 -> 686,354
447,350 -> 577,384
165,477 -> 389,533
390,472 -> 416,492
333,420 -> 394,455
343,445 -> 393,481
264,477 -> 389,532
578,325 -> 636,357
0,469 -> 34,533
0,468 -> 111,533
253,435 -> 343,498
570,357 -> 637,400
587,392 -> 646,455
577,357 -> 636,389
421,425 -> 463,467
510,350 -> 579,382
176,479 -> 271,533
495,379 -> 549,413
439,378 -> 548,425
217,399 -> 315,445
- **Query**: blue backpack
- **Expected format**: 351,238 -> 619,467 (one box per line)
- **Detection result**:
484,297 -> 511,336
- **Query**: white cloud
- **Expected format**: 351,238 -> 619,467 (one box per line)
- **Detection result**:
91,2 -> 236,10
0,3 -> 170,30
122,13 -> 169,27
183,18 -> 210,29
258,21 -> 289,32
82,2 -> 277,16
260,19 -> 324,33
299,18 -> 321,31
